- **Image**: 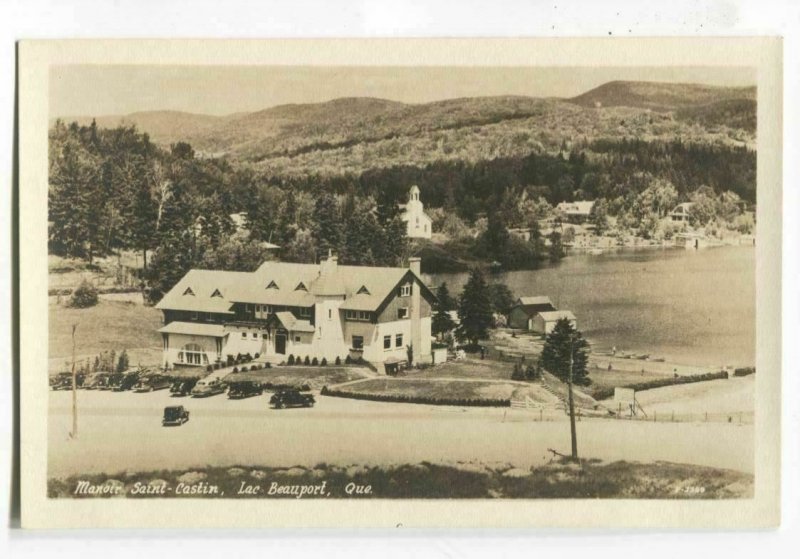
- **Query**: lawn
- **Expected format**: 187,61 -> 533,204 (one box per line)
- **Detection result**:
334,378 -> 523,401
224,366 -> 371,390
49,299 -> 163,371
406,357 -> 516,381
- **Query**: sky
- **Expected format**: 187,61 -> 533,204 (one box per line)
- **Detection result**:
50,65 -> 755,118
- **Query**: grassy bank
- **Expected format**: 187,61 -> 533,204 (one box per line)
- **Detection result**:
225,367 -> 371,390
47,458 -> 753,499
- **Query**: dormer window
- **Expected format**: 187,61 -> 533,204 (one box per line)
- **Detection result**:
183,287 -> 195,296
266,280 -> 279,290
295,282 -> 307,291
211,289 -> 223,298
357,285 -> 370,295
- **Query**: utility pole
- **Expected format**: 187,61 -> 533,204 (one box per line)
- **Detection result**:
567,335 -> 578,461
70,324 -> 77,439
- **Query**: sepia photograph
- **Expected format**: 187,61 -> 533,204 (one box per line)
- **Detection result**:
16,37 -> 783,529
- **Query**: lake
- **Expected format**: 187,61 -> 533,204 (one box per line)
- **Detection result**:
426,245 -> 755,368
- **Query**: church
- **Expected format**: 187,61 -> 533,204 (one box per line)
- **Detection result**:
399,185 -> 433,239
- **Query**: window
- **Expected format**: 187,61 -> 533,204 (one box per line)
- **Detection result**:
357,285 -> 370,295
241,332 -> 247,339
345,310 -> 371,321
383,335 -> 391,350
295,282 -> 307,291
252,332 -> 258,339
298,307 -> 311,318
397,307 -> 409,319
295,336 -> 301,342
178,343 -> 207,365
352,336 -> 364,350
245,304 -> 252,312
400,284 -> 412,297
191,311 -> 199,320
211,288 -> 222,298
328,309 -> 332,320
183,287 -> 195,296
395,334 -> 403,348
266,280 -> 279,289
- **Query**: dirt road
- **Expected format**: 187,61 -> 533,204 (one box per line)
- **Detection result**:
48,389 -> 753,478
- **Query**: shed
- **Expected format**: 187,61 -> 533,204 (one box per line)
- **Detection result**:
530,310 -> 577,335
507,296 -> 557,329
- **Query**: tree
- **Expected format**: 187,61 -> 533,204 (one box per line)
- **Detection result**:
589,198 -> 609,236
312,192 -> 343,257
432,283 -> 457,339
548,230 -> 565,261
539,318 -> 590,385
488,283 -> 515,316
456,269 -> 494,346
116,349 -> 129,373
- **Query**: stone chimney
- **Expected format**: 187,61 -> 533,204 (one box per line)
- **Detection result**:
408,257 -> 421,276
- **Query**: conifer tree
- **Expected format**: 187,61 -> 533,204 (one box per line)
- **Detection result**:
456,269 -> 493,347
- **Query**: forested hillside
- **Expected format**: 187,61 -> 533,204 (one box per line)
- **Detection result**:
48,80 -> 757,293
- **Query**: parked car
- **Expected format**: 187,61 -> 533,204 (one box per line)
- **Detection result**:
50,372 -> 82,390
170,378 -> 199,397
190,378 -> 226,398
133,375 -> 171,393
162,405 -> 190,426
270,389 -> 315,409
228,380 -> 264,399
111,371 -> 140,392
82,372 -> 111,390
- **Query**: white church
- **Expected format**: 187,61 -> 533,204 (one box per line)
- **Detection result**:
399,185 -> 433,239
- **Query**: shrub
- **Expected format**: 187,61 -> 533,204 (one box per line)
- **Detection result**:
311,357 -> 319,366
69,280 -> 99,308
345,355 -> 352,365
265,362 -> 271,369
232,367 -> 239,374
321,388 -> 510,407
591,370 -> 730,400
304,356 -> 311,366
320,358 -> 327,367
254,353 -> 260,359
335,356 -> 341,366
734,367 -> 755,377
206,365 -> 213,373
288,355 -> 295,365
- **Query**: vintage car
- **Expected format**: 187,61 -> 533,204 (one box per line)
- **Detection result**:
162,405 -> 190,426
269,389 -> 315,409
111,371 -> 140,392
82,372 -> 111,390
190,378 -> 226,398
133,375 -> 171,393
170,378 -> 199,397
227,380 -> 264,400
50,372 -> 82,390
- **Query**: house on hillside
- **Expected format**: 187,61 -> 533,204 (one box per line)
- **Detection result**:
670,202 -> 694,223
399,185 -> 433,239
507,296 -> 557,330
155,256 -> 436,368
530,310 -> 577,335
556,200 -> 595,224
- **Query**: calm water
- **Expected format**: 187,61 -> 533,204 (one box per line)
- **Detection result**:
427,246 -> 755,368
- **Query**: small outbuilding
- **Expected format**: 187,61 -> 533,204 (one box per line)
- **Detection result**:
530,310 -> 577,335
507,296 -> 557,330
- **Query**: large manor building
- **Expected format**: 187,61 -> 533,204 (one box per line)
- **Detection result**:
155,256 -> 436,369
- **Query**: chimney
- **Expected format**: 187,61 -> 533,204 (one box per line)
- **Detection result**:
320,251 -> 338,276
408,257 -> 421,276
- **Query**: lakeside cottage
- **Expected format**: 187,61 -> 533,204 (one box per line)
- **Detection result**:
531,310 -> 577,335
670,202 -> 694,223
507,296 -> 557,330
556,200 -> 595,223
155,256 -> 436,368
399,185 -> 433,239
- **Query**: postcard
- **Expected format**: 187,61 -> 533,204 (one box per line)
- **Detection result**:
18,37 -> 782,528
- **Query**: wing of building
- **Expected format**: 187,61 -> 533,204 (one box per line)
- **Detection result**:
155,256 -> 436,368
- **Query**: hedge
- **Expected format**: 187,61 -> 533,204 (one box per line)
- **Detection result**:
320,386 -> 510,407
593,370 -> 730,401
733,367 -> 755,377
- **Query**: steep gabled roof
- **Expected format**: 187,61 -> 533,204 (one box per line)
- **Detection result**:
156,269 -> 248,314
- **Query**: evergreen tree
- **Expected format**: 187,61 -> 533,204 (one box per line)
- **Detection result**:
374,187 -> 408,266
312,192 -> 343,257
589,198 -> 609,236
540,318 -> 591,385
116,349 -> 129,373
488,283 -> 515,315
432,283 -> 457,339
456,269 -> 493,346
